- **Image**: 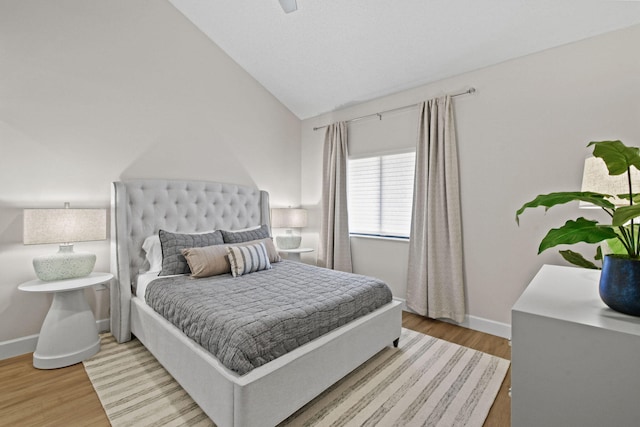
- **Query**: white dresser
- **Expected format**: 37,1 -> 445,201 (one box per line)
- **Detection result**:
511,264 -> 640,426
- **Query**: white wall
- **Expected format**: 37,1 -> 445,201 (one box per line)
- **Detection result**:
301,24 -> 640,331
3,2 -> 637,350
0,0 -> 301,347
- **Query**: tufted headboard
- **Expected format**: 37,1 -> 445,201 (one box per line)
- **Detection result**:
110,179 -> 270,343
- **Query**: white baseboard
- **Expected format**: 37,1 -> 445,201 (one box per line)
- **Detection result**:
403,304 -> 511,339
1,309 -> 512,361
0,334 -> 39,361
0,318 -> 110,361
455,315 -> 511,339
96,318 -> 110,333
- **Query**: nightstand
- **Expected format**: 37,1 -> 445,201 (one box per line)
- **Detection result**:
277,247 -> 314,262
18,272 -> 113,369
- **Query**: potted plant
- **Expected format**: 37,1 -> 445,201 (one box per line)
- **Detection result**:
516,140 -> 640,316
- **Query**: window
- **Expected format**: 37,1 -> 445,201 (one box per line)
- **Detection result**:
347,151 -> 416,238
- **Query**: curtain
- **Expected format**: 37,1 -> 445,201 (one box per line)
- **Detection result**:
319,122 -> 353,272
406,96 -> 465,323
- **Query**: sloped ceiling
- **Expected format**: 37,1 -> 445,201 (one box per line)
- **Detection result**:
169,0 -> 640,119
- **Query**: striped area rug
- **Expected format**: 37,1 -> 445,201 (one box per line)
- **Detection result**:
83,328 -> 509,427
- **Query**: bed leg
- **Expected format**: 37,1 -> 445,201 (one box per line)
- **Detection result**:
393,338 -> 399,348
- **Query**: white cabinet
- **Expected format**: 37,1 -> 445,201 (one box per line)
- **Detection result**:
511,265 -> 640,426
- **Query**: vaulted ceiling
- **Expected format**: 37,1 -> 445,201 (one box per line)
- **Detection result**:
169,0 -> 640,119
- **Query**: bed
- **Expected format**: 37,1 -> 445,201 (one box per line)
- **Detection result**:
109,179 -> 403,427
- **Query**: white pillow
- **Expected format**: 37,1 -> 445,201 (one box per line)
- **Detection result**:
142,235 -> 162,272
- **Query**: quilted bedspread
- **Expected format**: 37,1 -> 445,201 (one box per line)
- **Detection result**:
144,261 -> 393,375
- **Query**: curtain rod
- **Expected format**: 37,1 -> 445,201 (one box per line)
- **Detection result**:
312,87 -> 476,131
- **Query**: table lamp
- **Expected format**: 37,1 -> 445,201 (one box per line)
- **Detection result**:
278,0 -> 297,13
581,156 -> 640,207
23,203 -> 107,281
271,208 -> 307,249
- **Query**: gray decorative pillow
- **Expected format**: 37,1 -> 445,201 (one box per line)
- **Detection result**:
182,237 -> 282,278
159,229 -> 224,276
221,224 -> 270,244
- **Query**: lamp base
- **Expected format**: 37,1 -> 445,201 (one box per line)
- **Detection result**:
276,235 -> 302,249
33,244 -> 96,281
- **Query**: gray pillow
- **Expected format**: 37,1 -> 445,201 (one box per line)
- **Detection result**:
159,229 -> 224,276
220,224 -> 270,244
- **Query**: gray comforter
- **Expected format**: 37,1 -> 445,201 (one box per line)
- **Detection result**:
145,261 -> 393,375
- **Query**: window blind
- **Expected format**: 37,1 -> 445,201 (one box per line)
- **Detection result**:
348,151 -> 416,238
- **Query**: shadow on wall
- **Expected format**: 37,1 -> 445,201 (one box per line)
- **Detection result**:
0,205 -> 23,244
119,133 -> 257,188
0,204 -> 51,337
299,202 -> 321,265
0,205 -> 29,315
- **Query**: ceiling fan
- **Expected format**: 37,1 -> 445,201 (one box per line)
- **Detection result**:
278,0 -> 297,13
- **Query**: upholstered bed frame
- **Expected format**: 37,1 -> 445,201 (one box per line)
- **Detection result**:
110,179 -> 402,427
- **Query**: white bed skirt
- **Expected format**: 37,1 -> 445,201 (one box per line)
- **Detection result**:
130,297 -> 403,427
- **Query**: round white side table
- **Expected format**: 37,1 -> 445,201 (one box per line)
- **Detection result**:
18,272 -> 113,369
277,247 -> 314,262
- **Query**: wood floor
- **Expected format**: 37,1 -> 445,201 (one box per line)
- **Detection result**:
0,312 -> 510,427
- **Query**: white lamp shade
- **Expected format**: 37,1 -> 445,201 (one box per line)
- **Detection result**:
23,206 -> 106,281
278,0 -> 297,13
271,208 -> 306,249
24,208 -> 106,245
271,208 -> 307,229
581,157 -> 640,207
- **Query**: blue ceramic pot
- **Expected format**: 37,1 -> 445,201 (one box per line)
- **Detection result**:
599,255 -> 640,316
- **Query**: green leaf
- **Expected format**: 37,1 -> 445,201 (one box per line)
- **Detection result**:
612,205 -> 640,226
559,250 -> 600,269
595,245 -> 603,261
615,193 -> 640,204
605,236 -> 627,255
515,192 -> 615,224
538,218 -> 618,253
588,140 -> 640,175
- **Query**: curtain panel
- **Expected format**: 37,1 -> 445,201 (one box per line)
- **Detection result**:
406,96 -> 466,323
319,122 -> 353,272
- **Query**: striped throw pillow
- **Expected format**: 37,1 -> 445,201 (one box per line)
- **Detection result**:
226,242 -> 272,277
